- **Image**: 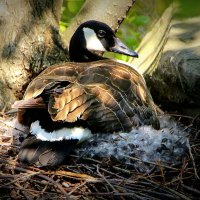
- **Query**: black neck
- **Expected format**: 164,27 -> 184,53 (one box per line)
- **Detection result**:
69,47 -> 104,62
69,28 -> 105,62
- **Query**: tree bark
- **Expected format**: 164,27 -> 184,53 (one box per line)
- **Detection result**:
0,0 -> 67,110
130,3 -> 200,116
130,5 -> 174,75
145,17 -> 200,116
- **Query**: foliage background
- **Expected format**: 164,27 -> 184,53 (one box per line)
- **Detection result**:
60,0 -> 200,61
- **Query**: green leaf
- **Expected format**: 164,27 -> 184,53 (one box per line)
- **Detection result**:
67,0 -> 84,14
134,15 -> 150,26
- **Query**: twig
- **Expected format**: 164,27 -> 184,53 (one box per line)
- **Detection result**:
182,124 -> 193,132
85,192 -> 151,198
39,184 -> 49,198
126,155 -> 180,171
0,157 -> 98,182
187,138 -> 199,179
0,143 -> 19,147
68,181 -> 87,195
181,182 -> 200,195
110,183 -> 160,200
0,172 -> 40,188
191,114 -> 200,124
80,156 -> 102,164
96,165 -> 118,193
163,187 -> 191,200
0,174 -> 21,179
191,142 -> 200,148
38,174 -> 70,199
4,165 -> 70,199
144,165 -> 156,176
98,166 -> 126,179
194,130 -> 200,140
0,119 -> 26,134
157,160 -> 165,182
165,113 -> 193,119
1,186 -> 57,195
14,182 -> 35,200
54,170 -> 98,182
112,166 -> 132,174
145,179 -> 191,200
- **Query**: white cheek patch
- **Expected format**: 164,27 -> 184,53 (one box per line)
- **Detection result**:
30,120 -> 92,142
83,27 -> 106,52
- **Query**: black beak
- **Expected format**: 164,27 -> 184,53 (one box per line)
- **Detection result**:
109,37 -> 138,58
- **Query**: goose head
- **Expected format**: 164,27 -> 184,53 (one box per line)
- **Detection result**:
69,20 -> 138,62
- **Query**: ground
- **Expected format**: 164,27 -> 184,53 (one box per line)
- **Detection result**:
0,113 -> 200,199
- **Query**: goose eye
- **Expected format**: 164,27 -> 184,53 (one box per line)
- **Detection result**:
97,30 -> 106,38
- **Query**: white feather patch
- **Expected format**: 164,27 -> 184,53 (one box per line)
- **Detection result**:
83,27 -> 106,51
30,120 -> 92,142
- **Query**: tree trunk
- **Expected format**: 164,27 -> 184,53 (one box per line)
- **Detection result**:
0,0 -> 135,111
0,0 -> 67,110
131,5 -> 174,75
130,3 -> 200,116
145,17 -> 200,116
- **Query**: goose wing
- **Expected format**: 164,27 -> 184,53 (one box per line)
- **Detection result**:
13,60 -> 159,132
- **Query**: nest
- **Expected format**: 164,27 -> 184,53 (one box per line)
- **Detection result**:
0,113 -> 200,200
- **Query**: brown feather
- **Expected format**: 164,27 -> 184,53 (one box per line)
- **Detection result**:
14,60 -> 160,131
12,97 -> 45,109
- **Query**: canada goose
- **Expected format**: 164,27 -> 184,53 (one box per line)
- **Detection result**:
13,20 -> 160,167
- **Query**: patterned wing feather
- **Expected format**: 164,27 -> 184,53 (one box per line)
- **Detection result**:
15,60 -> 159,132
